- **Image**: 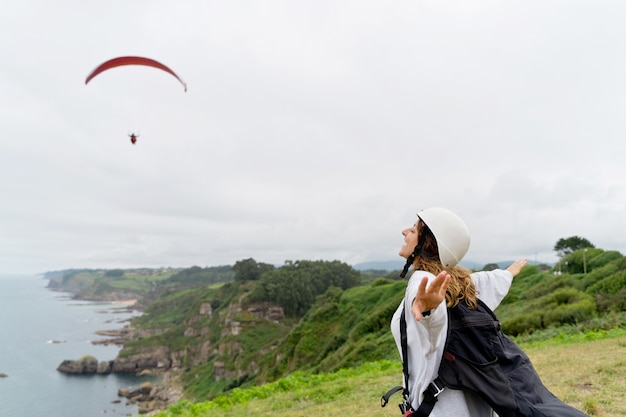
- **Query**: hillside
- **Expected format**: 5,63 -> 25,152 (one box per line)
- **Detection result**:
150,334 -> 626,417
45,266 -> 233,308
46,248 -> 626,414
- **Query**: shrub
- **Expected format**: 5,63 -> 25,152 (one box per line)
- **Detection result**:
595,287 -> 626,313
587,272 -> 626,295
502,313 -> 544,336
544,300 -> 595,326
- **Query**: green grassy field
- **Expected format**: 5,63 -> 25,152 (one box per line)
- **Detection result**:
152,332 -> 626,417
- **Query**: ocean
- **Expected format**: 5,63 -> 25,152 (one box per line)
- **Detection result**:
0,274 -> 155,417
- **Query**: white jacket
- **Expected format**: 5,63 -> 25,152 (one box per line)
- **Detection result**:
391,269 -> 513,417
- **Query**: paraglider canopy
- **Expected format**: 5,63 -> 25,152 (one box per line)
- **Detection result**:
85,56 -> 187,92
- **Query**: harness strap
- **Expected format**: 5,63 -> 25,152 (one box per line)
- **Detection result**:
381,304 -> 446,417
381,306 -> 412,412
381,386 -> 404,407
400,306 -> 410,399
401,299 -> 446,417
413,378 -> 445,417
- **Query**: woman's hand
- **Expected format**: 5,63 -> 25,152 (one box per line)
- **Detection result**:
411,271 -> 451,321
506,259 -> 528,278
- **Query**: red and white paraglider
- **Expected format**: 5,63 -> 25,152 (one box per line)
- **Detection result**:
85,56 -> 187,144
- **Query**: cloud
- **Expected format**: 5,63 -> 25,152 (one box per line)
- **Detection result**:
1,1 -> 625,274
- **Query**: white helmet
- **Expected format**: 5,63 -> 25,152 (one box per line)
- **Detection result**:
417,207 -> 470,268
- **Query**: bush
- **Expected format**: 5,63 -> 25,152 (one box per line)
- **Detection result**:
371,278 -> 394,287
104,269 -> 125,278
587,272 -> 626,295
544,300 -> 595,326
502,313 -> 544,336
595,287 -> 626,313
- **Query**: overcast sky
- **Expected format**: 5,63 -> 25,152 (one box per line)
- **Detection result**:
2,1 -> 625,274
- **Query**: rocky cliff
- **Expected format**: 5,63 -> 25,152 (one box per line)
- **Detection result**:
57,291 -> 287,414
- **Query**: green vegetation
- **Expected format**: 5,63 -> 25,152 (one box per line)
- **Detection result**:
45,266 -> 235,306
47,244 -> 626,416
46,268 -> 177,299
130,248 -> 626,405
259,279 -> 404,381
232,258 -> 275,282
248,260 -> 361,317
150,333 -> 626,417
79,260 -> 367,399
553,235 -> 595,257
495,249 -> 626,336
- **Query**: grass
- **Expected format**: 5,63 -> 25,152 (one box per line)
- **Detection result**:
521,335 -> 626,416
151,333 -> 626,417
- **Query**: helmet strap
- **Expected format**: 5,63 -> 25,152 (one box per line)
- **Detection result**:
399,230 -> 429,278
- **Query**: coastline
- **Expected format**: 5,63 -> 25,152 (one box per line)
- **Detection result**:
43,274 -> 183,415
91,299 -> 141,345
111,299 -> 138,306
59,294 -> 180,414
1,275 -> 149,417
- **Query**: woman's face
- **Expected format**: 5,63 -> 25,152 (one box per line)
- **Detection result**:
399,222 -> 419,259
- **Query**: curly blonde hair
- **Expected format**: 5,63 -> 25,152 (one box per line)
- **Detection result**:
412,221 -> 477,309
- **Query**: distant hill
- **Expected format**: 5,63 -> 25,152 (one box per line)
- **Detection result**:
351,260 -> 401,271
353,259 -> 485,271
352,259 -> 552,272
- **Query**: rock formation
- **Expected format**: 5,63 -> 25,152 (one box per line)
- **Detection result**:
56,356 -> 114,375
117,377 -> 182,415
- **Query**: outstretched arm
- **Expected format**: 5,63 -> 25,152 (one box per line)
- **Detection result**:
506,259 -> 528,278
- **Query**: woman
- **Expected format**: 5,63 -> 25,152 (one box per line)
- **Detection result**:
385,207 -> 589,417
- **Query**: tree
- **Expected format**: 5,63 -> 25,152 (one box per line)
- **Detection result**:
250,260 -> 361,316
553,236 -> 595,258
232,258 -> 275,281
482,263 -> 499,271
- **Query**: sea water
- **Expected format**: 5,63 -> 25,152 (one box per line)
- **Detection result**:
0,274 -> 155,417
